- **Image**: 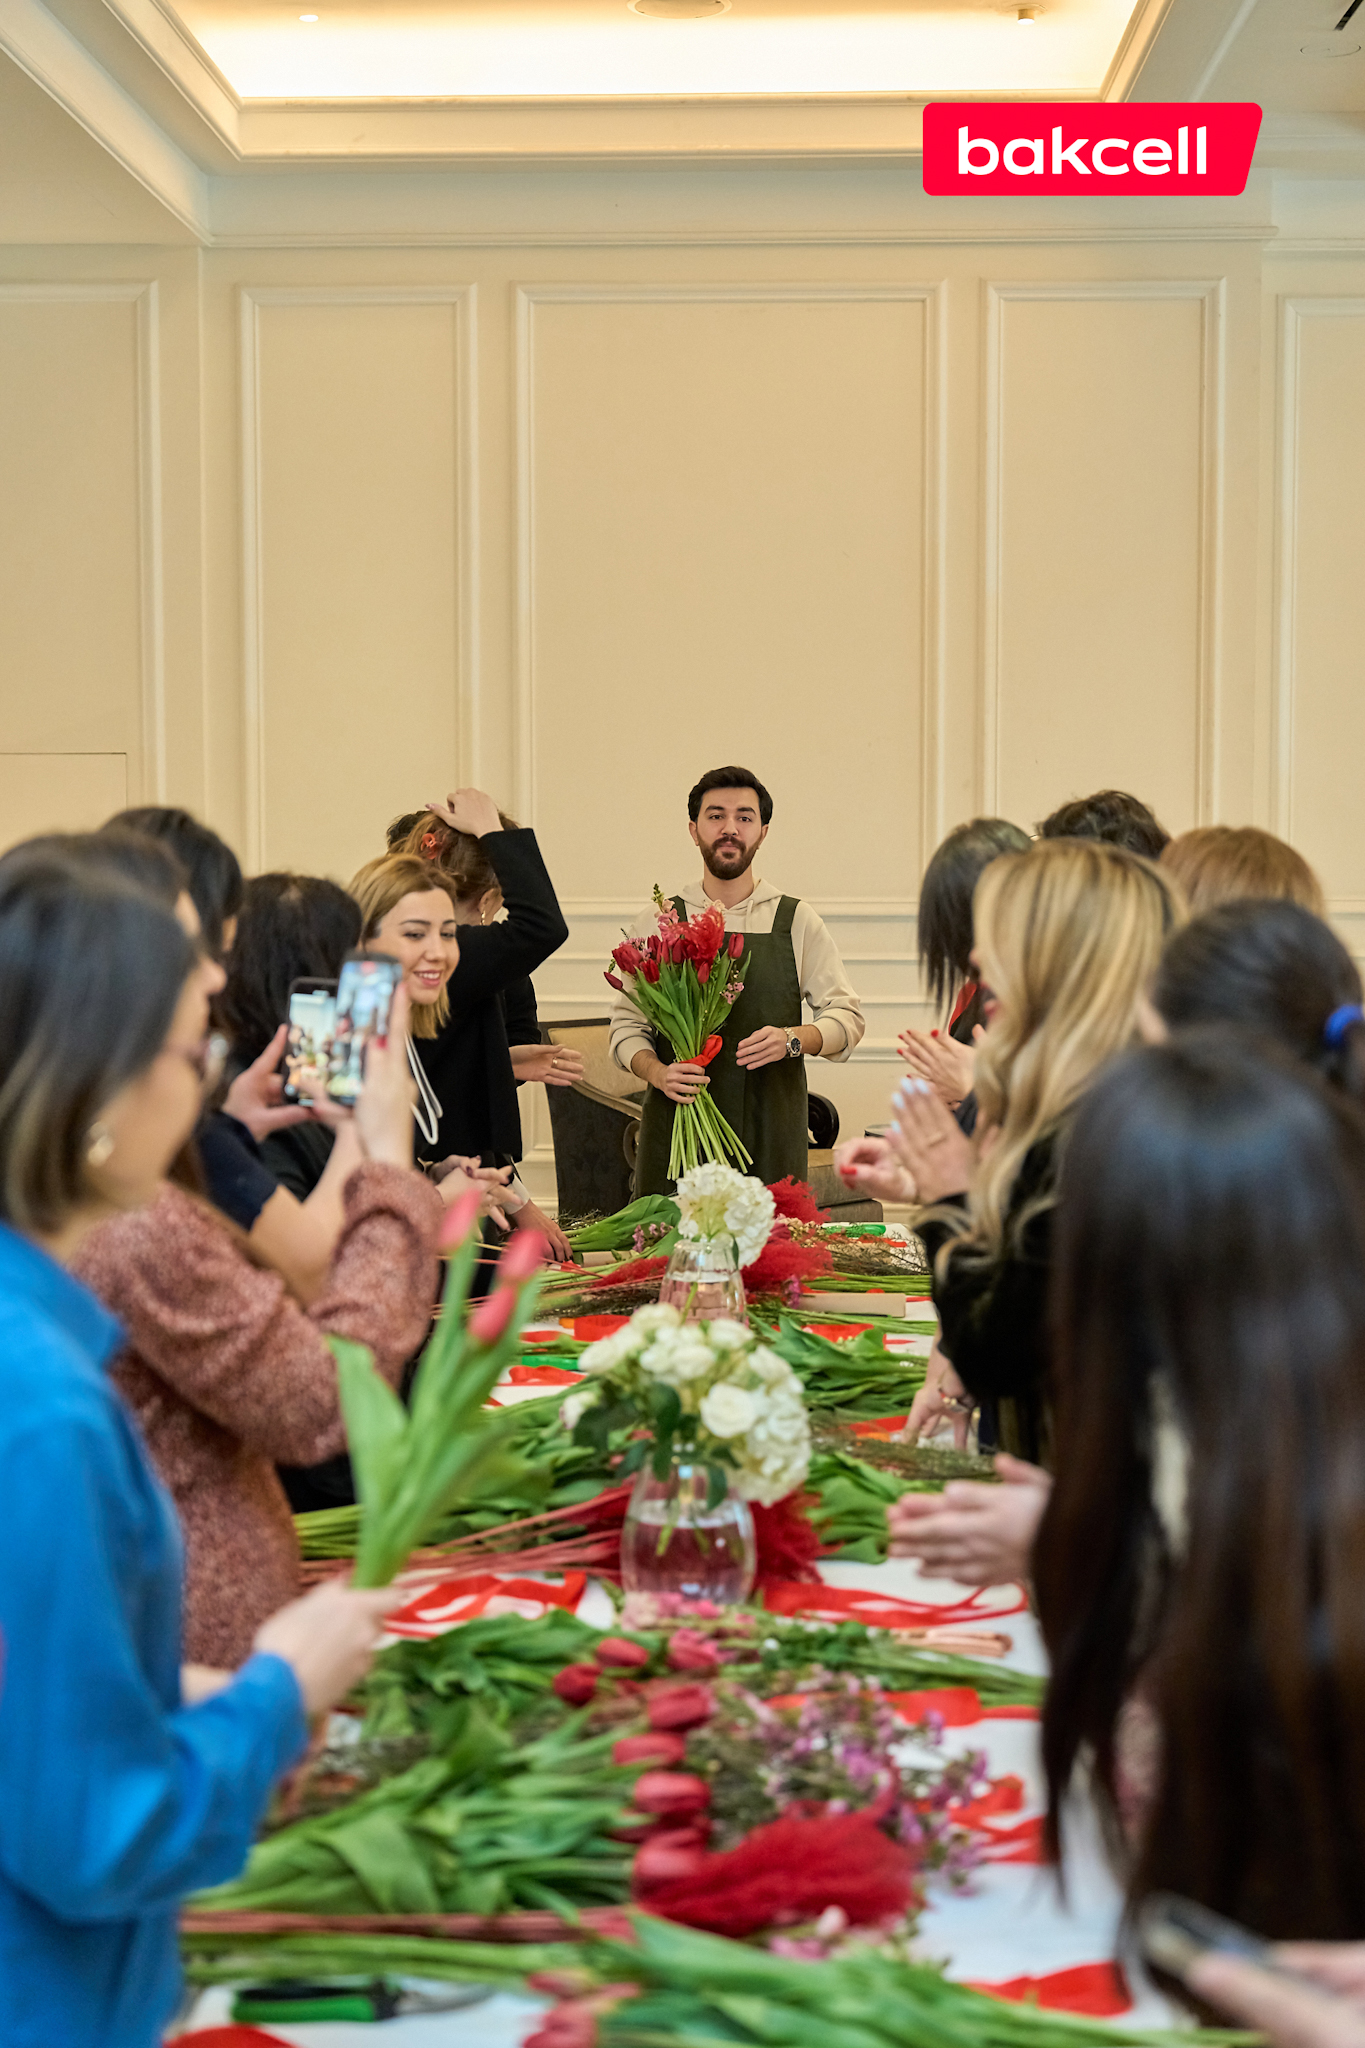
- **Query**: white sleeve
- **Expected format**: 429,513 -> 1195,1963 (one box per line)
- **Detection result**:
792,903 -> 865,1062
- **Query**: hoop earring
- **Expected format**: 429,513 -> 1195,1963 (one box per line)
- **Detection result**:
86,1123 -> 115,1169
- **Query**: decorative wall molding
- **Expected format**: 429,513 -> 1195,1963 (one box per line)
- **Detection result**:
0,0 -> 210,237
514,280 -> 945,860
0,280 -> 166,806
1271,298 -> 1365,842
238,282 -> 478,868
981,277 -> 1225,823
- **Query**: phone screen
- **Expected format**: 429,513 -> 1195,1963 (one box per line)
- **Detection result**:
326,953 -> 404,1108
282,980 -> 337,1103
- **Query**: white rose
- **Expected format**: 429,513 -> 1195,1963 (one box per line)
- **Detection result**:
699,1383 -> 758,1439
629,1303 -> 683,1339
749,1345 -> 792,1387
580,1327 -> 638,1375
560,1388 -> 594,1430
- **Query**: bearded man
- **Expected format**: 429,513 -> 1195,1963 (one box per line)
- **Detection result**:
609,765 -> 864,1195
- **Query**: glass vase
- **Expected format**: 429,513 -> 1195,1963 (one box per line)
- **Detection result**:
657,1236 -> 746,1324
620,1459 -> 757,1607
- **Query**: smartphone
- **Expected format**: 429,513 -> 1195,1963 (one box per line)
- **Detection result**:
281,978 -> 337,1103
1137,1892 -> 1272,1981
325,952 -> 404,1108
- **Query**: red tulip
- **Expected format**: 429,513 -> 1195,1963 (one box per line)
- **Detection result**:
553,1663 -> 600,1705
596,1636 -> 650,1669
613,1731 -> 686,1767
640,958 -> 660,984
697,961 -> 710,985
728,931 -> 744,959
500,1228 -> 548,1282
523,2012 -> 597,2048
631,1769 -> 711,1818
646,1682 -> 715,1731
632,1829 -> 711,1890
437,1187 -> 483,1250
604,971 -> 624,992
666,1629 -> 720,1673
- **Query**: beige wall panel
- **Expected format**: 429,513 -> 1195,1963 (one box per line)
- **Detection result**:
1278,302 -> 1365,904
245,293 -> 466,881
989,288 -> 1210,836
0,752 -> 127,852
520,286 -> 931,1164
0,292 -> 144,764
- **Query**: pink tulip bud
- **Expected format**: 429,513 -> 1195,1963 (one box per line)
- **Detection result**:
612,1731 -> 686,1767
631,1769 -> 711,1818
596,1636 -> 650,1669
666,1628 -> 720,1673
437,1187 -> 483,1250
500,1228 -> 548,1283
632,1829 -> 710,1891
645,1681 -> 715,1731
468,1285 -> 517,1346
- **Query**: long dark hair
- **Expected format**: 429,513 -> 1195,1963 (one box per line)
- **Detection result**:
106,807 -> 242,961
1036,1028 -> 1365,1936
1155,896 -> 1365,1101
0,842 -> 193,1233
220,872 -> 361,1066
917,817 -> 1031,1015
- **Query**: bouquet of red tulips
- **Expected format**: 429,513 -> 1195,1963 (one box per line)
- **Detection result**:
606,887 -> 752,1179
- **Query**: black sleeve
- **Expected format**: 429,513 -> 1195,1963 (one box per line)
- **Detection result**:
501,975 -> 542,1050
917,1146 -> 1055,1405
195,1112 -> 279,1232
258,1123 -> 336,1203
444,831 -> 569,1012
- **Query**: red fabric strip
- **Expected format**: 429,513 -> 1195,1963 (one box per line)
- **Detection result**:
387,1571 -> 586,1636
570,1314 -> 631,1341
761,1579 -> 1029,1628
172,2031 -> 297,2047
967,1961 -> 1131,2016
508,1363 -> 584,1385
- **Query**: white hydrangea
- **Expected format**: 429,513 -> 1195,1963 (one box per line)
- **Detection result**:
674,1163 -> 775,1269
559,1387 -> 594,1431
699,1383 -> 757,1438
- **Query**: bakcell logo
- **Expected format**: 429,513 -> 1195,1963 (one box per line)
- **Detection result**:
922,102 -> 1262,197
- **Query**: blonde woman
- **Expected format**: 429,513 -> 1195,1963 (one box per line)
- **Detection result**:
837,841 -> 1184,1575
1160,823 -> 1325,918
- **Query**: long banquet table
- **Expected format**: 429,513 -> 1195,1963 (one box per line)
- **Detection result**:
178,1296 -> 1166,2046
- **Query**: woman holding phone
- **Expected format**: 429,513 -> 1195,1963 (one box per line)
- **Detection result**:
0,841 -> 397,2048
69,847 -> 447,1671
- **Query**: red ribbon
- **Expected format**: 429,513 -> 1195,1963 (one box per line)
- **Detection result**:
760,1580 -> 1029,1628
885,1686 -> 1041,1728
172,2032 -> 296,2047
694,1034 -> 724,1068
967,1962 -> 1132,2016
508,1364 -> 585,1386
387,1571 -> 586,1637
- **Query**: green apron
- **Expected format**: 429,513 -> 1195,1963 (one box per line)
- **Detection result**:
635,894 -> 808,1196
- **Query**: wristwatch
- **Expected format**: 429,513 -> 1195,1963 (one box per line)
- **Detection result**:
786,1032 -> 804,1060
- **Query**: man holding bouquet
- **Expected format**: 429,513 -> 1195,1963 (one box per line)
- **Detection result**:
609,766 -> 864,1194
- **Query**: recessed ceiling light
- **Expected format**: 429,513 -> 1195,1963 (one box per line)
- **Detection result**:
629,0 -> 730,18
1016,5 -> 1041,19
299,11 -> 318,19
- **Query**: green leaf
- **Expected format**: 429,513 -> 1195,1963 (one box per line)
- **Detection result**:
648,1382 -> 682,1438
706,1462 -> 728,1510
325,1807 -> 442,1914
618,1438 -> 648,1477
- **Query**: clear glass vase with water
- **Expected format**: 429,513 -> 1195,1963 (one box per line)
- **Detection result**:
620,1458 -> 756,1606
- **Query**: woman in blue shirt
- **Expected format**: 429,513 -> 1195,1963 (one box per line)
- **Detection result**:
0,840 -> 397,2048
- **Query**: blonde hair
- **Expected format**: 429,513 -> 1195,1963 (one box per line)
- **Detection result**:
347,854 -> 460,1039
1160,826 -> 1325,919
936,839 -> 1186,1263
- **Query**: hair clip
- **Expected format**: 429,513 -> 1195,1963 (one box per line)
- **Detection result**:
1324,1003 -> 1365,1048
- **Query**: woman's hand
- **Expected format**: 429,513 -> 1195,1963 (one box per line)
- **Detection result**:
887,1455 -> 1052,1587
511,1043 -> 586,1089
434,1156 -> 515,1231
899,1340 -> 971,1447
253,1578 -> 405,1718
222,1025 -> 315,1140
833,1134 -> 917,1206
352,987 -> 416,1172
424,788 -> 503,839
1187,1947 -> 1365,2048
898,1027 -> 975,1108
516,1197 -> 573,1263
889,1078 -> 974,1202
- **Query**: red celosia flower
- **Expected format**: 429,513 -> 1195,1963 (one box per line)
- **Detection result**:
633,1805 -> 917,1934
740,1223 -> 832,1297
631,1770 -> 711,1818
766,1176 -> 828,1224
645,1682 -> 714,1731
666,1629 -> 720,1673
590,1255 -> 668,1290
752,1491 -> 826,1594
613,1731 -> 687,1767
596,1636 -> 650,1669
553,1663 -> 600,1705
